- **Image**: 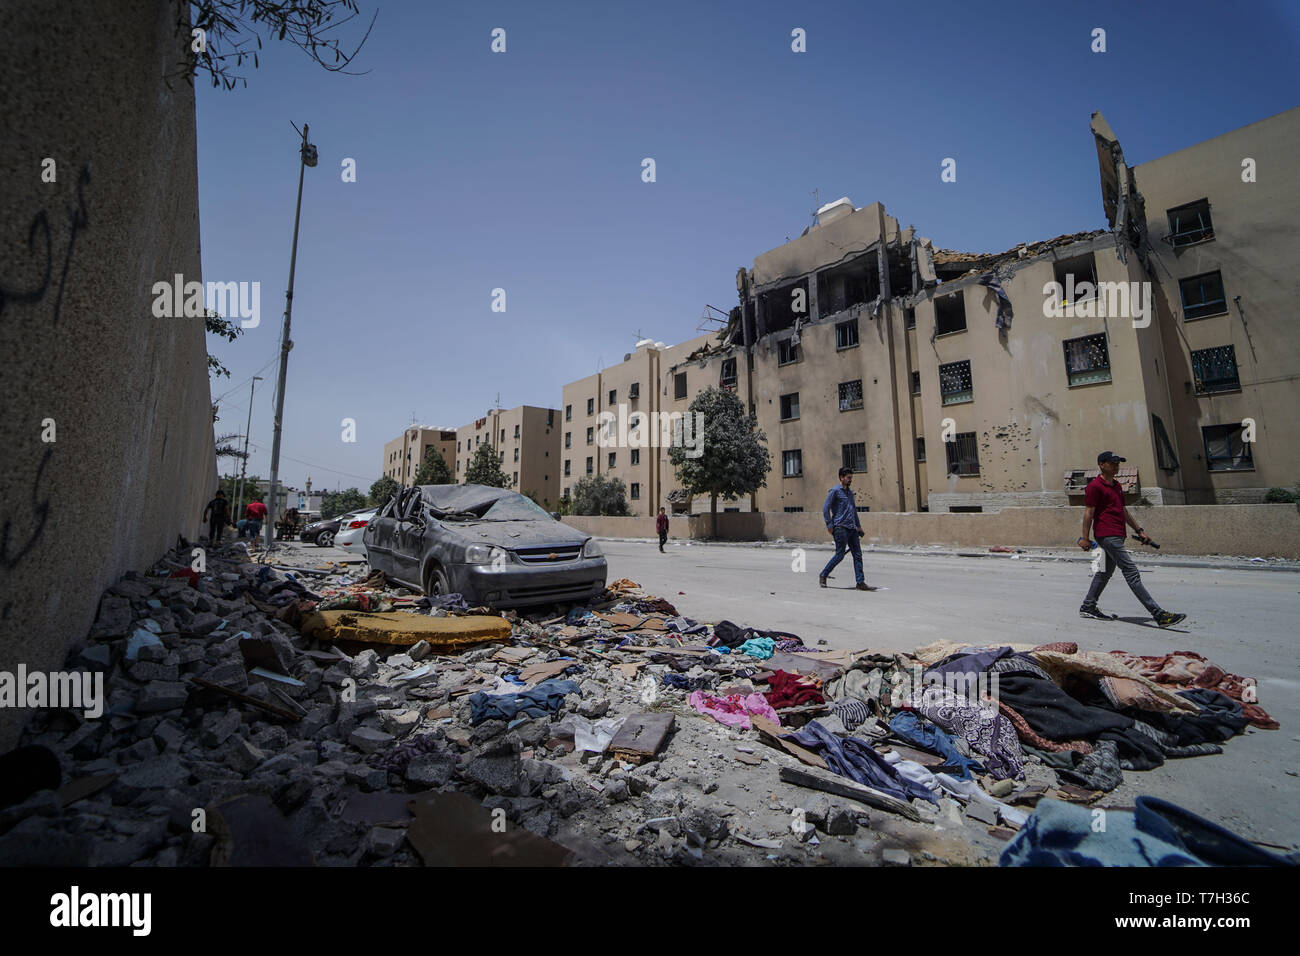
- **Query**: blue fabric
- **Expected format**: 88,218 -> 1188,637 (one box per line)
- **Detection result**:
784,720 -> 940,804
1000,796 -> 1296,867
736,637 -> 775,660
822,486 -> 861,530
819,526 -> 864,584
889,712 -> 985,781
467,678 -> 580,725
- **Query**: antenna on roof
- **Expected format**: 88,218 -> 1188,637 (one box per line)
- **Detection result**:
697,304 -> 728,332
811,187 -> 820,227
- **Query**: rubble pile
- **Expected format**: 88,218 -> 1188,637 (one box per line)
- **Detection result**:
0,542 -> 1276,867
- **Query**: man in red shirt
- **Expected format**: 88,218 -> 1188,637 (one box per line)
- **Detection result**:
1078,451 -> 1185,627
245,500 -> 268,541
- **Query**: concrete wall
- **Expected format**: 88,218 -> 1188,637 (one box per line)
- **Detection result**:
564,505 -> 1300,558
0,1 -> 216,749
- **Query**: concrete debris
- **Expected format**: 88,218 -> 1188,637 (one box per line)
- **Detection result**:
0,536 -> 1263,869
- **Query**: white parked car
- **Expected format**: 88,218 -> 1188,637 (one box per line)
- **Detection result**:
334,508 -> 378,555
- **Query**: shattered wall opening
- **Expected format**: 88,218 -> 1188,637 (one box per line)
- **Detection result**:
760,277 -> 810,333
934,294 -> 967,336
887,244 -> 913,298
816,256 -> 879,317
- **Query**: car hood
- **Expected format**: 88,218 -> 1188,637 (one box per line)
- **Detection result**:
415,484 -> 590,550
435,517 -> 589,550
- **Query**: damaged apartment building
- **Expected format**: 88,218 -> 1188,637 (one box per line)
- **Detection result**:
623,107 -> 1298,514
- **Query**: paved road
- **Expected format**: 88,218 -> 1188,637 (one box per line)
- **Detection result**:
602,538 -> 1300,851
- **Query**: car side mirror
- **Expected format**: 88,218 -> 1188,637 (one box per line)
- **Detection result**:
550,512 -> 561,521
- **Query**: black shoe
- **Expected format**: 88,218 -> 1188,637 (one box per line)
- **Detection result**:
819,576 -> 827,588
1079,604 -> 1116,620
1155,610 -> 1186,628
856,583 -> 877,591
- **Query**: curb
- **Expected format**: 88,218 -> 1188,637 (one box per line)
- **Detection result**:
589,536 -> 1300,573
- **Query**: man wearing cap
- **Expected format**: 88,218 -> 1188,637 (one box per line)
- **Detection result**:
1078,451 -> 1185,627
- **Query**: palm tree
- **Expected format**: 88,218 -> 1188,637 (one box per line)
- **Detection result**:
215,433 -> 247,462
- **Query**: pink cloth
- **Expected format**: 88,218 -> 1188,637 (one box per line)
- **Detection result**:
688,690 -> 780,730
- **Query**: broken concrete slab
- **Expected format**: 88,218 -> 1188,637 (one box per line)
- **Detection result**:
301,610 -> 512,648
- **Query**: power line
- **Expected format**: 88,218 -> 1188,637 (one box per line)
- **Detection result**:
243,439 -> 375,484
212,351 -> 280,403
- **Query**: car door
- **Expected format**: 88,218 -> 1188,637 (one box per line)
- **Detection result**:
365,499 -> 398,575
392,492 -> 426,587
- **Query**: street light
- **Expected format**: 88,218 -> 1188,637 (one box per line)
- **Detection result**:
265,122 -> 315,552
234,375 -> 263,520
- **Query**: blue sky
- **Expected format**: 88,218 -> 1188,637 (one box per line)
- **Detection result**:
198,0 -> 1300,492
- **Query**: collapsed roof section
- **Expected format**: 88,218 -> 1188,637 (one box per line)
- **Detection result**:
1090,111 -> 1150,265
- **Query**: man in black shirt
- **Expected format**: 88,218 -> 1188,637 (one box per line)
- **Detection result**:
203,490 -> 230,544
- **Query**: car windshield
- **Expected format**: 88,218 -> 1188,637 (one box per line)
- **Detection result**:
481,494 -> 552,521
434,493 -> 552,522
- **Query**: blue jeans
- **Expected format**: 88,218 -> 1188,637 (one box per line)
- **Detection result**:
820,526 -> 864,584
1083,536 -> 1160,615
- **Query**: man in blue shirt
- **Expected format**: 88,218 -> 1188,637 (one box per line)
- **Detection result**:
819,467 -> 875,590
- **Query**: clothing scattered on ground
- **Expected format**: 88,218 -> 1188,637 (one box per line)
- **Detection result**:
1001,796 -> 1296,867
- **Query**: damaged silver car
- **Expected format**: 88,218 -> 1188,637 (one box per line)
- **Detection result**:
363,483 -> 608,607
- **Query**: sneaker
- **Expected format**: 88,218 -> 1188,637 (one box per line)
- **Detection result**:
819,576 -> 827,588
1155,610 -> 1187,628
856,583 -> 878,591
1079,604 -> 1116,620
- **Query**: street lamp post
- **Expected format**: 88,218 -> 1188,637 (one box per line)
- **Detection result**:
265,122 -> 317,552
234,375 -> 263,521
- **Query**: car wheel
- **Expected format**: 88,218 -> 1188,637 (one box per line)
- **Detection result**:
423,564 -> 451,597
317,531 -> 334,548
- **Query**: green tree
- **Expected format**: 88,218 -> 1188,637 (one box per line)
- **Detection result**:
369,475 -> 399,507
464,443 -> 512,488
571,474 -> 629,516
668,386 -> 770,536
205,310 -> 243,380
321,487 -> 366,518
413,446 -> 453,485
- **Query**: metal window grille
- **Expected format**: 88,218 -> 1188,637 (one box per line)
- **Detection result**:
720,358 -> 737,388
1191,345 -> 1239,394
842,442 -> 866,472
945,432 -> 980,476
940,360 -> 973,405
838,380 -> 863,411
836,320 -> 859,349
1063,334 -> 1112,386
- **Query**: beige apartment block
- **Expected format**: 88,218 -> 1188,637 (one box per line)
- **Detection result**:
381,426 -> 457,485
453,405 -> 561,508
560,335 -> 713,515
1095,108 -> 1300,504
572,109 -> 1299,517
